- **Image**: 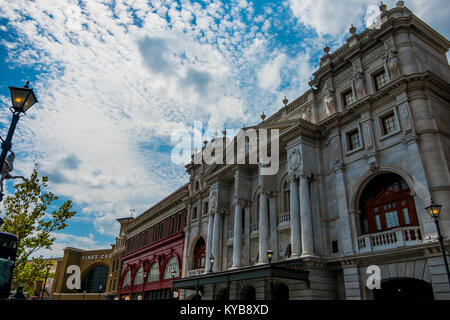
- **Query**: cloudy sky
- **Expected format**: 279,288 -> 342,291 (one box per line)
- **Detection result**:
0,0 -> 448,258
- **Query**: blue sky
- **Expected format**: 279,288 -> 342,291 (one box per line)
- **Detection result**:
0,0 -> 448,258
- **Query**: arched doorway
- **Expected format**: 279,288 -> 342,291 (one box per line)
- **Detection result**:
193,238 -> 206,270
273,282 -> 289,300
359,173 -> 420,236
81,264 -> 108,293
239,285 -> 256,300
373,278 -> 434,300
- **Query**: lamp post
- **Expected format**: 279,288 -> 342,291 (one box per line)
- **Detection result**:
0,82 -> 38,202
209,256 -> 215,274
171,269 -> 177,300
266,250 -> 273,301
40,263 -> 52,300
98,284 -> 103,300
142,270 -> 148,300
425,202 -> 450,287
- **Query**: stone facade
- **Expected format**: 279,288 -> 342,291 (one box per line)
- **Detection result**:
180,4 -> 450,300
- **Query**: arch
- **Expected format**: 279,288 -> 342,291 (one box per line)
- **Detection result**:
239,285 -> 256,300
133,266 -> 144,285
216,287 -> 229,300
349,166 -> 419,214
373,278 -> 434,300
273,282 -> 289,300
358,172 -> 420,235
81,264 -> 108,293
187,233 -> 207,267
147,262 -> 160,283
280,173 -> 290,213
193,237 -> 206,270
163,256 -> 180,279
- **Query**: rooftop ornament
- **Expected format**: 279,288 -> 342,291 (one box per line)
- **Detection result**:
349,24 -> 357,35
396,1 -> 405,8
380,1 -> 387,12
282,96 -> 288,106
323,43 -> 330,55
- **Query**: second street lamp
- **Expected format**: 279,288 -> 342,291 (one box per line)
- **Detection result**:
0,81 -> 38,202
209,256 -> 215,274
171,269 -> 177,300
425,201 -> 450,288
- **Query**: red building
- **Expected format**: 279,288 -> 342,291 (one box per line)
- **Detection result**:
118,185 -> 188,300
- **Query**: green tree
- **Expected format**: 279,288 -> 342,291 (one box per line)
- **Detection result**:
0,168 -> 76,297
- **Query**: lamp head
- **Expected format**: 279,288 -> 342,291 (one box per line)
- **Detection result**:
267,249 -> 273,261
210,256 -> 215,265
9,82 -> 38,113
426,202 -> 442,220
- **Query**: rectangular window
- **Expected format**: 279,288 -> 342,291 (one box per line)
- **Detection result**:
385,211 -> 400,229
203,202 -> 208,215
347,130 -> 361,151
192,207 -> 198,220
343,90 -> 354,107
170,217 -> 175,235
375,215 -> 382,231
381,112 -> 397,135
374,70 -> 387,90
403,208 -> 411,225
177,213 -> 182,232
332,240 -> 339,253
159,223 -> 163,239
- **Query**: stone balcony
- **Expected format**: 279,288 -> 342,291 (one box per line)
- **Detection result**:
277,212 -> 291,231
188,269 -> 205,277
357,226 -> 423,254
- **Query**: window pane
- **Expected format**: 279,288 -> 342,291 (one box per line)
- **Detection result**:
403,208 -> 410,225
163,257 -> 179,279
375,215 -> 382,231
375,72 -> 387,90
148,263 -> 160,283
385,211 -> 400,228
382,113 -> 397,135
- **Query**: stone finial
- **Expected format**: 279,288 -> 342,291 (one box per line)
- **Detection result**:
324,43 -> 330,55
283,96 -> 288,106
261,111 -> 266,122
349,24 -> 357,35
203,138 -> 208,146
396,1 -> 405,8
223,130 -> 227,136
379,1 -> 387,12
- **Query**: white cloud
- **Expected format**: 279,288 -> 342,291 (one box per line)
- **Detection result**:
257,53 -> 287,91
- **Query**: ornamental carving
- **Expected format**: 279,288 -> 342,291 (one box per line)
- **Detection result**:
288,149 -> 301,171
399,103 -> 412,132
301,105 -> 313,122
331,136 -> 341,164
209,191 -> 217,213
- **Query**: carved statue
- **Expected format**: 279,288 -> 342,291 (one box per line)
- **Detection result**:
288,149 -> 301,171
301,105 -> 313,121
352,71 -> 366,99
209,191 -> 217,213
324,88 -> 336,116
386,49 -> 401,79
1,151 -> 25,192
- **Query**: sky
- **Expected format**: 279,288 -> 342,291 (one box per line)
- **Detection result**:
0,0 -> 448,258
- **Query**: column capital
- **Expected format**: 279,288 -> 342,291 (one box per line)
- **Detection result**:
287,172 -> 298,183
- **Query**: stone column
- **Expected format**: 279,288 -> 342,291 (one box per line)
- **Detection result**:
289,174 -> 301,258
181,203 -> 192,277
232,200 -> 242,268
244,205 -> 251,266
299,172 -> 315,257
269,194 -> 278,261
205,212 -> 214,273
258,187 -> 269,264
335,166 -> 354,255
212,210 -> 222,272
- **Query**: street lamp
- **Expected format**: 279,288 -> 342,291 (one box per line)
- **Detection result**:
209,256 -> 215,274
0,81 -> 38,202
98,284 -> 103,300
171,269 -> 177,300
40,263 -> 52,300
266,249 -> 273,266
425,201 -> 450,287
266,250 -> 273,301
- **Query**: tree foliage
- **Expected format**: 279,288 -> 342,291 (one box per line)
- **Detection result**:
0,168 -> 76,296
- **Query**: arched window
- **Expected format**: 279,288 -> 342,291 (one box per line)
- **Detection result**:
147,263 -> 160,283
163,257 -> 179,279
283,180 -> 290,212
360,173 -> 419,234
133,266 -> 144,285
194,238 -> 206,270
122,269 -> 131,288
81,265 -> 108,293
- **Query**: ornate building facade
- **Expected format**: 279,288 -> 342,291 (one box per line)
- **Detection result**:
118,185 -> 188,300
175,3 -> 450,300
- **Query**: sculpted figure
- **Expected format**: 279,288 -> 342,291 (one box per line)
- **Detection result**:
386,49 -> 401,79
1,151 -> 25,192
352,71 -> 366,99
324,88 -> 336,116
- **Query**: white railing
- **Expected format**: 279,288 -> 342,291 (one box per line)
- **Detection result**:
358,226 -> 422,254
278,212 -> 291,224
188,269 -> 204,277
